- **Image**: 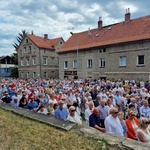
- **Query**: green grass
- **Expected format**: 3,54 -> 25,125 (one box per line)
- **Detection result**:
0,109 -> 105,150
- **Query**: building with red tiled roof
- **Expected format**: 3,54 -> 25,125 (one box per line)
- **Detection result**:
58,10 -> 150,80
18,33 -> 64,78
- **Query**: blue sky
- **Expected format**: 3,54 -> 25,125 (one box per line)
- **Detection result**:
0,0 -> 149,56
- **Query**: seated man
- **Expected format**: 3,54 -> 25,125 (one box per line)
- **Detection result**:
89,107 -> 106,132
104,107 -> 124,136
26,96 -> 38,110
54,100 -> 69,120
0,92 -> 12,103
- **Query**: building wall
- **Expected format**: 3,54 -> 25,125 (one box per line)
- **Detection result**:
59,40 -> 150,80
18,36 -> 62,79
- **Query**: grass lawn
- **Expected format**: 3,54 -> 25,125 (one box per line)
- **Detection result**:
0,109 -> 105,150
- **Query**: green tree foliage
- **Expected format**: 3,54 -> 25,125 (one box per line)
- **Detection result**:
12,29 -> 27,51
10,67 -> 18,78
10,53 -> 18,65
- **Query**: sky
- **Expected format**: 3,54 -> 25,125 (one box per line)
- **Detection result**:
0,0 -> 149,56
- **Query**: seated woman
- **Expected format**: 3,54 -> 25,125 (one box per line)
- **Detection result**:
67,106 -> 82,125
118,111 -> 127,137
19,94 -> 28,108
125,110 -> 139,140
37,105 -> 48,115
136,117 -> 150,144
85,101 -> 94,125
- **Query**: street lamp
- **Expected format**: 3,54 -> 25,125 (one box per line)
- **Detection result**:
70,32 -> 78,78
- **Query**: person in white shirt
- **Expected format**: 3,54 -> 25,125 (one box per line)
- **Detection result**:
85,101 -> 94,125
67,106 -> 82,125
104,107 -> 124,136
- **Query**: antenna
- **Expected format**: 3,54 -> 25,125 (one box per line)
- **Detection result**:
99,16 -> 102,21
128,8 -> 130,13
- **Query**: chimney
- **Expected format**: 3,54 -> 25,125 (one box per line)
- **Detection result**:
88,28 -> 92,36
125,8 -> 131,22
98,16 -> 103,29
44,34 -> 48,39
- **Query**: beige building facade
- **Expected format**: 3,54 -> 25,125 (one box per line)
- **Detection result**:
18,34 -> 64,79
58,12 -> 150,81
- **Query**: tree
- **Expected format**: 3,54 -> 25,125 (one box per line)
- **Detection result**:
10,67 -> 18,78
10,53 -> 18,65
12,29 -> 27,51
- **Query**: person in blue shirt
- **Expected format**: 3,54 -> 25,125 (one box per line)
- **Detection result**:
54,100 -> 69,120
26,96 -> 38,110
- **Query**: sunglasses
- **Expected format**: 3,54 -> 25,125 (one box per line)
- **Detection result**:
145,122 -> 150,124
71,109 -> 76,112
114,112 -> 119,114
131,114 -> 136,116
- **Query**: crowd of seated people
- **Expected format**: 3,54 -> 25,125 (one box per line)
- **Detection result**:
1,78 -> 150,144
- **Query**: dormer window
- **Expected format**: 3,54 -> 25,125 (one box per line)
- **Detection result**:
99,48 -> 106,53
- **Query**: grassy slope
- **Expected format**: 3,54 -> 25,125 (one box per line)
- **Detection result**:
0,109 -> 104,150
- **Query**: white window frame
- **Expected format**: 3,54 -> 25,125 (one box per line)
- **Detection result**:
32,57 -> 36,65
26,58 -> 30,66
21,72 -> 24,78
64,61 -> 68,69
73,60 -> 77,69
28,46 -> 31,53
43,57 -> 47,65
27,72 -> 30,78
24,47 -> 26,53
99,58 -> 105,68
137,55 -> 144,65
21,59 -> 24,66
119,56 -> 126,67
87,59 -> 92,68
33,72 -> 36,78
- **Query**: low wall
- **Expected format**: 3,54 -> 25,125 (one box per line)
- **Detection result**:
78,127 -> 150,150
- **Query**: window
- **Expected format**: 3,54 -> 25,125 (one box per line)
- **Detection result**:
99,48 -> 106,53
44,72 -> 47,78
29,46 -> 31,53
24,47 -> 26,53
60,41 -> 62,44
27,72 -> 30,78
33,72 -> 36,78
26,39 -> 28,43
87,59 -> 92,68
119,56 -> 126,67
26,58 -> 30,66
99,58 -> 105,68
139,43 -> 144,49
21,72 -> 24,78
73,60 -> 77,69
64,61 -> 68,69
21,59 -> 24,66
33,47 -> 36,52
32,57 -> 36,65
137,55 -> 144,65
43,57 -> 47,65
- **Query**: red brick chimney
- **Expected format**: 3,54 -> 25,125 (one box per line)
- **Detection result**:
98,17 -> 103,29
125,8 -> 131,22
44,34 -> 48,39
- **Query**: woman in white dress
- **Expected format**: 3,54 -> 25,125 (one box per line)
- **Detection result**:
136,117 -> 150,144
